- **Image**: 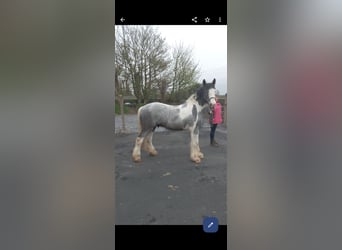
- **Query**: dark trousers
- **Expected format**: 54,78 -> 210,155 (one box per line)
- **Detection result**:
210,123 -> 218,141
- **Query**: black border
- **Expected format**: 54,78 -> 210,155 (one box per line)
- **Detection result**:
115,0 -> 227,25
115,225 -> 227,249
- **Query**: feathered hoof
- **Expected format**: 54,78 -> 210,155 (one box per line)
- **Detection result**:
197,152 -> 204,159
149,150 -> 158,156
132,155 -> 141,162
191,157 -> 201,164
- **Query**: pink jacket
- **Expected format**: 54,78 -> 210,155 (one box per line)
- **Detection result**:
211,102 -> 223,124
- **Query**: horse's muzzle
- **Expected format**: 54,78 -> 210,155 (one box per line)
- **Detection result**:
209,99 -> 216,109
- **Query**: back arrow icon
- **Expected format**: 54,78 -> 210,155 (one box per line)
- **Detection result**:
120,17 -> 125,22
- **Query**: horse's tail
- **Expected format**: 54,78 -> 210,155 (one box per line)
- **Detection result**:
137,106 -> 143,135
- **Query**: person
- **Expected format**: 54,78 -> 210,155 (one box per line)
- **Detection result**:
209,96 -> 223,146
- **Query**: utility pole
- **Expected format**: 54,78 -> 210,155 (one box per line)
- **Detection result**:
119,94 -> 126,132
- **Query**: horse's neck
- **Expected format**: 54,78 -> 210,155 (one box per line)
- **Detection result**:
184,94 -> 196,105
185,94 -> 206,111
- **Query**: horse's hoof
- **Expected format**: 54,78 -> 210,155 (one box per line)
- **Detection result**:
149,150 -> 158,156
191,157 -> 201,164
132,156 -> 141,162
198,152 -> 204,159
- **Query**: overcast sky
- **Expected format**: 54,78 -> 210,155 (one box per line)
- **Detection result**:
155,25 -> 227,95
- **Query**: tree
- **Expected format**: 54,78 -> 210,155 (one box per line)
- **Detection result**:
114,26 -> 170,103
169,42 -> 201,102
115,27 -> 201,104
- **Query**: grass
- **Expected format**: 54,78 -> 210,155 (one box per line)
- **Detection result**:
115,103 -> 138,115
115,103 -> 128,114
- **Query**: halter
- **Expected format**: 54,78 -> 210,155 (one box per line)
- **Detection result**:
208,89 -> 217,106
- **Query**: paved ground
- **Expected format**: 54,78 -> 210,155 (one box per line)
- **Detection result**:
115,114 -> 227,225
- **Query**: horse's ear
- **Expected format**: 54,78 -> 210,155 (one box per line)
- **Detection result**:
213,78 -> 216,85
202,79 -> 206,85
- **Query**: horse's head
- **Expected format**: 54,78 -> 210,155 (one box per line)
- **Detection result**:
196,78 -> 217,108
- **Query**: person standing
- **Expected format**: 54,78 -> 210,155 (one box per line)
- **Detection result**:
209,96 -> 223,146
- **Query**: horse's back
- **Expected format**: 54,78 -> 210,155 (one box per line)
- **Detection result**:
138,102 -> 176,130
139,102 -> 176,114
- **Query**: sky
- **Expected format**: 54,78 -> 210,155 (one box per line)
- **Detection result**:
155,25 -> 227,95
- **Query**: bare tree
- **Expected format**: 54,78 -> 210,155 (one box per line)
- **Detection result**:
115,27 -> 201,104
115,26 -> 170,103
169,42 -> 201,101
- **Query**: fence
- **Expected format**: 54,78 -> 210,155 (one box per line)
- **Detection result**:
116,95 -> 137,132
217,94 -> 227,128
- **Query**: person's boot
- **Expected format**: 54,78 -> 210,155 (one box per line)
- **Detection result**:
211,139 -> 218,147
211,139 -> 219,147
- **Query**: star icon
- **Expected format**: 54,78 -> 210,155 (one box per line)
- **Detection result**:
205,17 -> 210,23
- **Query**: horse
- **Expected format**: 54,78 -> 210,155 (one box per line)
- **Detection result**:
132,79 -> 217,164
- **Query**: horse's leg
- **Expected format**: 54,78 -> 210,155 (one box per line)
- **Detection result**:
142,131 -> 158,156
193,122 -> 204,159
190,122 -> 203,160
197,145 -> 204,159
132,136 -> 144,162
197,149 -> 204,158
132,109 -> 143,162
190,127 -> 201,163
194,122 -> 204,159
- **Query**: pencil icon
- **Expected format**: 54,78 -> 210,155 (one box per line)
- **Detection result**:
203,217 -> 218,233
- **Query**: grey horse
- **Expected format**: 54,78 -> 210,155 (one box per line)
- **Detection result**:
132,79 -> 217,163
